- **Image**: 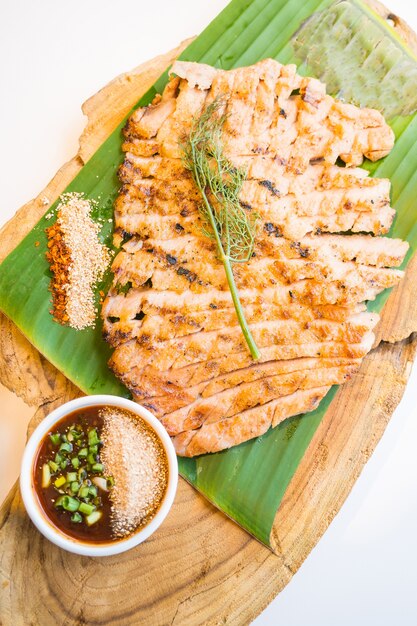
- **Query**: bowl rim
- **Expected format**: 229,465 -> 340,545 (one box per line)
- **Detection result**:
20,394 -> 178,557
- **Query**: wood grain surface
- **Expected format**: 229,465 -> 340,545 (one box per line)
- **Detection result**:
1,4 -> 417,624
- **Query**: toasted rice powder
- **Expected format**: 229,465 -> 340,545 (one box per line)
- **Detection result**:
46,192 -> 110,329
100,407 -> 169,538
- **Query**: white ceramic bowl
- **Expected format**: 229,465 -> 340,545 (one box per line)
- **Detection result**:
20,395 -> 178,557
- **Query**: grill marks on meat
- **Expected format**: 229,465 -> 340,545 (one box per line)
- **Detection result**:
103,59 -> 408,456
116,157 -> 394,240
172,387 -> 331,457
150,364 -> 359,428
110,234 -> 402,295
110,313 -> 379,372
103,298 -> 366,347
111,333 -> 375,399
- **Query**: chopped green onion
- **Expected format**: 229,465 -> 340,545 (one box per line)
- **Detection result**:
87,453 -> 96,465
78,486 -> 90,499
41,464 -> 51,488
54,476 -> 66,488
54,452 -> 63,464
85,510 -> 102,526
48,460 -> 59,473
59,442 -> 73,454
49,433 -> 61,446
88,485 -> 98,498
55,495 -> 79,512
88,429 -> 100,446
44,421 -> 108,527
79,501 -> 95,516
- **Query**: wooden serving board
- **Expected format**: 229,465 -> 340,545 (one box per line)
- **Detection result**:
1,3 -> 417,623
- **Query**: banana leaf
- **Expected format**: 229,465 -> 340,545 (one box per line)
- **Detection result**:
1,0 -> 417,547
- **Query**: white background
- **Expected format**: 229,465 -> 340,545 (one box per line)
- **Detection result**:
1,1 -> 416,624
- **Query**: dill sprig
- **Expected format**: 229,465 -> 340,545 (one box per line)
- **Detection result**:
181,98 -> 260,360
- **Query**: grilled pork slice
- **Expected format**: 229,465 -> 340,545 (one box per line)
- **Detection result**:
173,386 -> 331,457
115,191 -> 394,239
119,156 -> 391,216
122,333 -> 375,398
134,59 -> 394,167
102,58 -> 406,455
260,235 -> 409,268
200,357 -> 360,398
134,360 -> 357,416
108,314 -> 377,377
112,292 -> 363,319
121,155 -> 370,188
103,291 -> 363,327
132,357 -> 360,407
113,313 -> 378,372
277,205 -> 395,238
149,364 -> 358,427
118,156 -> 393,239
104,283 -> 380,317
113,333 -> 375,399
269,259 -> 402,285
115,205 -> 395,241
103,297 -> 364,347
109,238 -> 402,294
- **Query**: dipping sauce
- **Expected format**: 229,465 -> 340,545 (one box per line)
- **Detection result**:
34,405 -> 169,544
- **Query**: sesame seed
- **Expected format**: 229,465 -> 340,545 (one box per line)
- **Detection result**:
100,407 -> 168,538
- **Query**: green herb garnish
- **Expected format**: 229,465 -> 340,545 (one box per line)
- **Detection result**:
181,98 -> 260,359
